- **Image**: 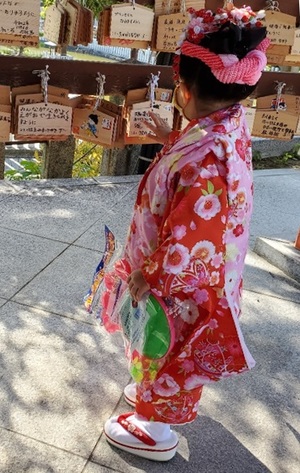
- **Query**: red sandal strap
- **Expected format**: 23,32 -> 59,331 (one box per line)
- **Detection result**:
117,413 -> 157,447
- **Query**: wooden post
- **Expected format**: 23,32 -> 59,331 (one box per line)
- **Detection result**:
0,143 -> 5,180
100,144 -> 141,176
43,136 -> 76,179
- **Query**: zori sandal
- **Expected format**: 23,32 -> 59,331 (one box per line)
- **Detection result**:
104,412 -> 179,461
123,382 -> 136,407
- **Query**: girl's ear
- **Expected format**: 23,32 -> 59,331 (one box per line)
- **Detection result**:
180,82 -> 191,103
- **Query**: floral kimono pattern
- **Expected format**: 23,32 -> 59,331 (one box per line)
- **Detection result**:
112,104 -> 254,424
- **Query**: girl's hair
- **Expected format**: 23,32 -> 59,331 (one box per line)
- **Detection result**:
179,23 -> 267,103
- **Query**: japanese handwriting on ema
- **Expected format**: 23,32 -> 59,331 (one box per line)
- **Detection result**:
260,113 -> 295,138
19,105 -> 70,121
267,24 -> 293,44
0,114 -> 10,122
157,14 -> 188,51
110,6 -> 154,41
0,0 -> 39,36
131,109 -> 169,136
18,104 -> 72,136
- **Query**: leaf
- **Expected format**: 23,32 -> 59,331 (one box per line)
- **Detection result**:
201,189 -> 208,196
207,180 -> 214,194
215,189 -> 223,196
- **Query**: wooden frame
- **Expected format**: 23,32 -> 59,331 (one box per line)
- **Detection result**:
0,56 -> 299,97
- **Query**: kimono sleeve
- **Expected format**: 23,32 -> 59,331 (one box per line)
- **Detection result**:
141,151 -> 228,297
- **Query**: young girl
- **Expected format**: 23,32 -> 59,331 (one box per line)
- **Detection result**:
91,5 -> 269,462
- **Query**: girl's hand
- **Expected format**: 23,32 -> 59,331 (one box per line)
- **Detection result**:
127,269 -> 150,302
143,111 -> 172,144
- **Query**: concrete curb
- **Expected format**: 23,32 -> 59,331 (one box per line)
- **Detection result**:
254,237 -> 300,283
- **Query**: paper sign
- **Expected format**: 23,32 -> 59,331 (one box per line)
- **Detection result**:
110,4 -> 154,42
252,110 -> 298,141
156,13 -> 189,52
265,11 -> 296,46
0,0 -> 39,43
18,103 -> 72,136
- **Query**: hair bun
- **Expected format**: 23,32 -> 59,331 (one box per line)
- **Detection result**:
200,22 -> 267,59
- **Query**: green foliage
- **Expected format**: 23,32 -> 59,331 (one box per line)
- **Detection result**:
252,144 -> 300,170
280,143 -> 300,162
252,150 -> 263,162
84,0 -> 116,15
41,0 -> 55,19
5,158 -> 42,181
72,139 -> 103,178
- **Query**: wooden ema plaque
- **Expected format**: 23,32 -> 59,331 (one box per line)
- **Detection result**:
155,0 -> 205,15
17,102 -> 72,137
73,108 -> 116,146
44,5 -> 63,45
0,91 -> 11,142
265,11 -> 296,46
156,13 -> 189,52
252,110 -> 299,141
98,7 -> 149,49
110,4 -> 154,42
0,0 -> 39,46
285,29 -> 300,64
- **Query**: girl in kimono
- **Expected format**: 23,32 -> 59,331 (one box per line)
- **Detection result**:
100,5 -> 270,461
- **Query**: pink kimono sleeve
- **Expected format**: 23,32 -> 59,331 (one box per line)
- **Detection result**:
141,151 -> 228,297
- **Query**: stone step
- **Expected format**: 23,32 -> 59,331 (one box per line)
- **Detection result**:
254,237 -> 300,283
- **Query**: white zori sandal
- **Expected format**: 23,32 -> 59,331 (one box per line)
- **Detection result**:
123,382 -> 137,407
104,412 -> 179,461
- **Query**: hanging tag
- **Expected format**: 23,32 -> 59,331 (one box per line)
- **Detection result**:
110,3 -> 154,42
0,0 -> 39,46
0,85 -> 11,106
0,85 -> 11,142
241,99 -> 256,134
73,108 -> 116,146
291,29 -> 300,55
0,110 -> 11,142
266,44 -> 290,66
252,109 -> 298,140
44,4 -> 63,44
155,0 -> 204,15
252,81 -> 300,140
265,11 -> 296,46
156,13 -> 189,52
17,102 -> 72,137
127,101 -> 174,139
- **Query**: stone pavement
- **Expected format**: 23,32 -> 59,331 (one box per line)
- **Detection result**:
0,169 -> 299,473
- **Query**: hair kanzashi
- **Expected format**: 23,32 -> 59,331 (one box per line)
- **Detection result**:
174,5 -> 270,103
